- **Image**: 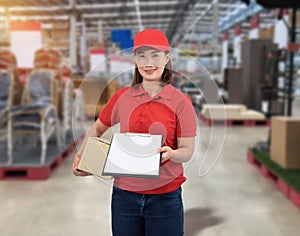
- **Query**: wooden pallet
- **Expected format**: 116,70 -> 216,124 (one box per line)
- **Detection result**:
0,137 -> 81,180
247,150 -> 300,209
197,112 -> 270,127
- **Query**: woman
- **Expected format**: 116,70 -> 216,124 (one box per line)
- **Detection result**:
73,28 -> 196,236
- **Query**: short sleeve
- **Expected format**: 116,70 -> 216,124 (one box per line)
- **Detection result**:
98,88 -> 128,127
176,95 -> 196,137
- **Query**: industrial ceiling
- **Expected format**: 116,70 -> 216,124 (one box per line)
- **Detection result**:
0,0 -> 280,52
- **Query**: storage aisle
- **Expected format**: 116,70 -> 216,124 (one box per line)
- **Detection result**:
1,102 -> 300,236
1,1 -> 300,235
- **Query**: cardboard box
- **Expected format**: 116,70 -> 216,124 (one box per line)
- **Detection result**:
77,137 -> 112,179
52,22 -> 69,29
51,30 -> 69,39
94,42 -> 105,49
289,11 -> 300,26
78,79 -> 110,117
259,26 -> 274,39
271,117 -> 300,169
48,41 -> 69,48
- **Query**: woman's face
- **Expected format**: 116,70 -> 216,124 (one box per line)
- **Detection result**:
134,47 -> 170,82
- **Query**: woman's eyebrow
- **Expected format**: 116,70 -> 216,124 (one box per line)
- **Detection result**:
151,50 -> 160,54
136,50 -> 160,55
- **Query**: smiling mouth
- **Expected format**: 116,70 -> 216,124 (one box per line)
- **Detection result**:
144,69 -> 156,74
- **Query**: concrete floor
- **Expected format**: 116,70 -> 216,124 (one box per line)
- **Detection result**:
1,99 -> 300,236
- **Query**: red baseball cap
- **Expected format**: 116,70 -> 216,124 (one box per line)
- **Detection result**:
133,28 -> 170,52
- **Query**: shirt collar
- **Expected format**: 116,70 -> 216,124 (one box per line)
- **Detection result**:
131,83 -> 175,100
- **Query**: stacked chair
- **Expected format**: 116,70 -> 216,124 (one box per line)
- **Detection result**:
0,71 -> 14,138
0,50 -> 23,106
34,47 -> 64,118
8,69 -> 62,164
33,48 -> 82,140
0,50 -> 23,151
1,47 -> 83,165
6,48 -> 65,164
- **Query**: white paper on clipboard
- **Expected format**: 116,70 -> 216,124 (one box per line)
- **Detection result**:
102,133 -> 163,178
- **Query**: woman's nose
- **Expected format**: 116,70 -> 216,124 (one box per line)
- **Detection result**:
143,56 -> 155,66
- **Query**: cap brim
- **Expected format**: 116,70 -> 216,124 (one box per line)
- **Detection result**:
132,45 -> 170,53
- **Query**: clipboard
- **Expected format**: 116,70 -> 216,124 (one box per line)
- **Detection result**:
102,133 -> 163,178
77,137 -> 113,180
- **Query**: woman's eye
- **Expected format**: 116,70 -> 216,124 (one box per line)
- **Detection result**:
153,54 -> 159,58
138,55 -> 145,58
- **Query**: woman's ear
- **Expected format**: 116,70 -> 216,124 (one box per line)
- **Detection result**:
165,53 -> 170,65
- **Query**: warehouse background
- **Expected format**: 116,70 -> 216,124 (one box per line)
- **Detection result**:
0,0 -> 300,236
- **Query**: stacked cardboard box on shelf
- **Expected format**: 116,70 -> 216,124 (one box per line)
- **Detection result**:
52,22 -> 69,29
259,26 -> 274,39
47,41 -> 69,48
50,30 -> 69,39
41,21 -> 70,53
289,11 -> 300,26
74,79 -> 119,118
271,117 -> 300,169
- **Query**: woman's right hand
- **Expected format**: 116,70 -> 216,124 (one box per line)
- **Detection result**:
72,153 -> 91,176
72,120 -> 109,176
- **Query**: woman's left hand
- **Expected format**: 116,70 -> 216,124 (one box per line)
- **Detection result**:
157,146 -> 178,162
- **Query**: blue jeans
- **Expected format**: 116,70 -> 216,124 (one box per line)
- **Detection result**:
111,186 -> 184,236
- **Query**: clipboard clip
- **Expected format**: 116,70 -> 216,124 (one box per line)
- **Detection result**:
125,132 -> 151,137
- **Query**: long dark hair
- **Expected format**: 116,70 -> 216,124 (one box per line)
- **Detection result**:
131,56 -> 173,86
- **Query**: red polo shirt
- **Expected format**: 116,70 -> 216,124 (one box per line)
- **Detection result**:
99,84 -> 196,194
